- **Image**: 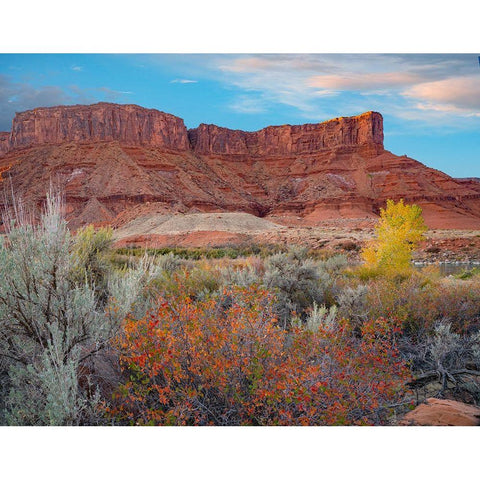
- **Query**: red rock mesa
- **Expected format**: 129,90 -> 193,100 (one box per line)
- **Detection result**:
0,103 -> 479,230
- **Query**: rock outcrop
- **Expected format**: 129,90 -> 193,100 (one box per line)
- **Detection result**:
399,398 -> 480,426
188,111 -> 383,156
0,132 -> 9,156
1,104 -> 383,157
0,102 -> 479,231
4,103 -> 189,152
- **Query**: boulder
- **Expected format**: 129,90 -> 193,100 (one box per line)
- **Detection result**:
399,398 -> 480,426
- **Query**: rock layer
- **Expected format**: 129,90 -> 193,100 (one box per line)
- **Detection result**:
0,132 -> 9,156
0,104 -> 383,157
5,103 -> 189,151
188,111 -> 383,156
399,398 -> 480,426
0,102 -> 479,231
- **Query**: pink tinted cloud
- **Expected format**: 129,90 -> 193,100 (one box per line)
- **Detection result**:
220,57 -> 273,73
403,75 -> 480,111
308,72 -> 421,91
212,55 -> 480,123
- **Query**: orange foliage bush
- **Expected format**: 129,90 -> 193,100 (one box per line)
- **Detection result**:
108,286 -> 411,425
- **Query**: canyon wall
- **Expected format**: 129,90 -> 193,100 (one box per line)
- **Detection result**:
0,103 -> 384,157
1,103 -> 479,231
188,111 -> 384,156
6,103 -> 190,152
0,132 -> 10,156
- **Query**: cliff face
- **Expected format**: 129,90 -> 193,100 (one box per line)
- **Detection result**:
188,111 -> 384,156
0,132 -> 10,156
0,102 -> 479,231
0,103 -> 384,157
6,103 -> 190,151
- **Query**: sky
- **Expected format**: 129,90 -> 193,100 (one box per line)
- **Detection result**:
0,53 -> 479,177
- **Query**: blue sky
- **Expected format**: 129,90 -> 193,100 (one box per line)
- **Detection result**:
0,54 -> 479,177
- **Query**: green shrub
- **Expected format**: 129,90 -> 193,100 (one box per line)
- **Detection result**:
454,267 -> 480,280
115,243 -> 288,261
219,262 -> 262,288
361,274 -> 480,337
0,193 -> 156,425
264,248 -> 330,327
71,224 -> 113,302
336,285 -> 369,329
155,252 -> 185,274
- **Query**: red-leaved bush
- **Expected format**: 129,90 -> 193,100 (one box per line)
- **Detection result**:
107,286 -> 410,425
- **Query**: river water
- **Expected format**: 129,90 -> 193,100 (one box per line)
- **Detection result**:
413,262 -> 480,276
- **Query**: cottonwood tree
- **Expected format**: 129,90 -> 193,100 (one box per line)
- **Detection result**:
361,199 -> 427,275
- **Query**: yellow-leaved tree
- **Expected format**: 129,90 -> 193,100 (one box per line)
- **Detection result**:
361,199 -> 427,275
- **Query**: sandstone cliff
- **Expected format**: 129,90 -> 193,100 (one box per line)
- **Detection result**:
0,103 -> 478,231
0,103 -> 382,157
0,132 -> 9,156
5,103 -> 189,152
188,111 -> 384,156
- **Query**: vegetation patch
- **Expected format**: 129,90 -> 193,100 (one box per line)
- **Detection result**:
1,197 -> 479,425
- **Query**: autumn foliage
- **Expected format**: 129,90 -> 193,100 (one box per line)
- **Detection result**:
361,199 -> 427,275
108,286 -> 410,426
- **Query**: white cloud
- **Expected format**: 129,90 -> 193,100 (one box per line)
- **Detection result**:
229,95 -> 267,114
402,75 -> 480,115
97,86 -> 133,99
170,78 -> 198,84
210,54 -> 480,126
308,72 -> 421,91
71,65 -> 83,71
140,53 -> 479,126
0,75 -> 81,130
0,76 -> 136,130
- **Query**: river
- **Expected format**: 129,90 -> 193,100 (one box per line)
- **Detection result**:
413,261 -> 480,276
